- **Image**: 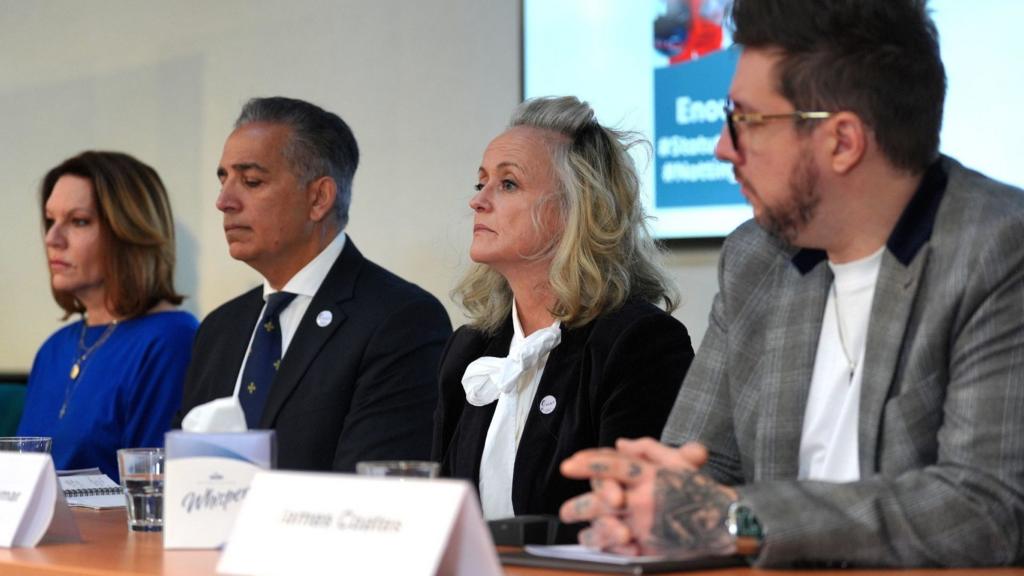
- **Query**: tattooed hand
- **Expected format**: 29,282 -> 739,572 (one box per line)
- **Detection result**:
559,438 -> 738,557
645,468 -> 737,556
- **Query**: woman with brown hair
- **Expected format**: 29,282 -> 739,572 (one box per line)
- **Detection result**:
18,151 -> 197,479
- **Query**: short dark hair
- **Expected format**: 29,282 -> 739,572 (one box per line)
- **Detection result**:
41,151 -> 184,319
235,96 -> 359,229
730,0 -> 946,173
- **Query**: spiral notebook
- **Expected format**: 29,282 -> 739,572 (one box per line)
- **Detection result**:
57,468 -> 126,509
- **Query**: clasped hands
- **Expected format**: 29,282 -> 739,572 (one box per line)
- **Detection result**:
559,438 -> 739,558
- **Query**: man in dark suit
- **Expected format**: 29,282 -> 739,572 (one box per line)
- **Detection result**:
559,0 -> 1024,568
176,96 -> 451,471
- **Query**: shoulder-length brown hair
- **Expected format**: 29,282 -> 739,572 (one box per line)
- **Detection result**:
41,151 -> 184,319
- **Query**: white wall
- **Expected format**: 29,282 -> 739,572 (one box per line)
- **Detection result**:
0,0 -> 720,372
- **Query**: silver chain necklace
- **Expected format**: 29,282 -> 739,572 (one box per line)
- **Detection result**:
61,317 -> 119,418
831,283 -> 856,383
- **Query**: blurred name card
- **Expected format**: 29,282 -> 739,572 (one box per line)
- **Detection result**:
163,430 -> 275,549
217,471 -> 502,576
0,453 -> 80,547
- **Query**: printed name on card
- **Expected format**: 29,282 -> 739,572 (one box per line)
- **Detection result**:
217,471 -> 501,576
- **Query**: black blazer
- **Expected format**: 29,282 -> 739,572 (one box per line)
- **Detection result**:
432,299 -> 694,527
176,240 -> 452,471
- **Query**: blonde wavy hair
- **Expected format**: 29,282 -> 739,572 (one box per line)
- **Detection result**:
455,96 -> 678,333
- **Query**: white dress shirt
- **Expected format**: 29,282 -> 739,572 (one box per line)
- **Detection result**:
231,232 -> 347,397
473,300 -> 560,519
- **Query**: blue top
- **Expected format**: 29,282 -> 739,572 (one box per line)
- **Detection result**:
18,310 -> 198,480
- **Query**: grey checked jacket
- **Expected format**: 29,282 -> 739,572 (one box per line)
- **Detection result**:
662,157 -> 1024,567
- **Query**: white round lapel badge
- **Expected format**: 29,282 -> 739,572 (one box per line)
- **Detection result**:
315,310 -> 333,327
539,395 -> 557,415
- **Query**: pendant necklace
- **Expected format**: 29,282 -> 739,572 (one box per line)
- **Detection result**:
831,283 -> 856,383
61,317 -> 118,418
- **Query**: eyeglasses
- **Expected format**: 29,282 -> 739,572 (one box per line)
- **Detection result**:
723,99 -> 832,154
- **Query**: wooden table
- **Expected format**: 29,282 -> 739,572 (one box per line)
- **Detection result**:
1,509 -> 1022,575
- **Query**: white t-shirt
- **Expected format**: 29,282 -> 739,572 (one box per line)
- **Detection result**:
798,246 -> 884,482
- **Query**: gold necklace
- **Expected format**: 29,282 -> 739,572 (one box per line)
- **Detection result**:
61,318 -> 118,418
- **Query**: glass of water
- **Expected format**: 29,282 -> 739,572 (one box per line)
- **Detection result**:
0,436 -> 52,453
117,448 -> 164,532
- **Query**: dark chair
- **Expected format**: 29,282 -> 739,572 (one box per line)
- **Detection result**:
0,373 -> 29,436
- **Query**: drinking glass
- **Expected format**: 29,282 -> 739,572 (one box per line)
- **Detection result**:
0,436 -> 52,453
355,460 -> 440,478
117,448 -> 165,532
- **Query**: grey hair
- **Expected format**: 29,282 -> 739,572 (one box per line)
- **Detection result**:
235,96 -> 359,229
454,96 -> 678,333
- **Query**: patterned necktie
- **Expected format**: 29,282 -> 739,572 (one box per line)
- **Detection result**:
239,291 -> 297,428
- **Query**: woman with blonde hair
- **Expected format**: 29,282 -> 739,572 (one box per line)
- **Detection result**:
18,151 -> 198,479
432,96 -> 694,538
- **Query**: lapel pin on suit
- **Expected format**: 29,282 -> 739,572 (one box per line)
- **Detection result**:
316,310 -> 333,327
539,395 -> 556,414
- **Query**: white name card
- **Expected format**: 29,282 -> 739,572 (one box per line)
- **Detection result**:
164,431 -> 274,549
217,471 -> 502,576
0,453 -> 80,548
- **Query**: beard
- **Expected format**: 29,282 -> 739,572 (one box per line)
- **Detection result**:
753,152 -> 820,245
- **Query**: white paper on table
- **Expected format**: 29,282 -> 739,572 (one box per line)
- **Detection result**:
524,544 -> 667,564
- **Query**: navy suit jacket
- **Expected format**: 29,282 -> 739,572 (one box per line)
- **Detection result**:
433,299 -> 694,535
177,239 -> 452,471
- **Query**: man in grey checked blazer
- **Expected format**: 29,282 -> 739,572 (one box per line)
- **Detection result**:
558,0 -> 1024,568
